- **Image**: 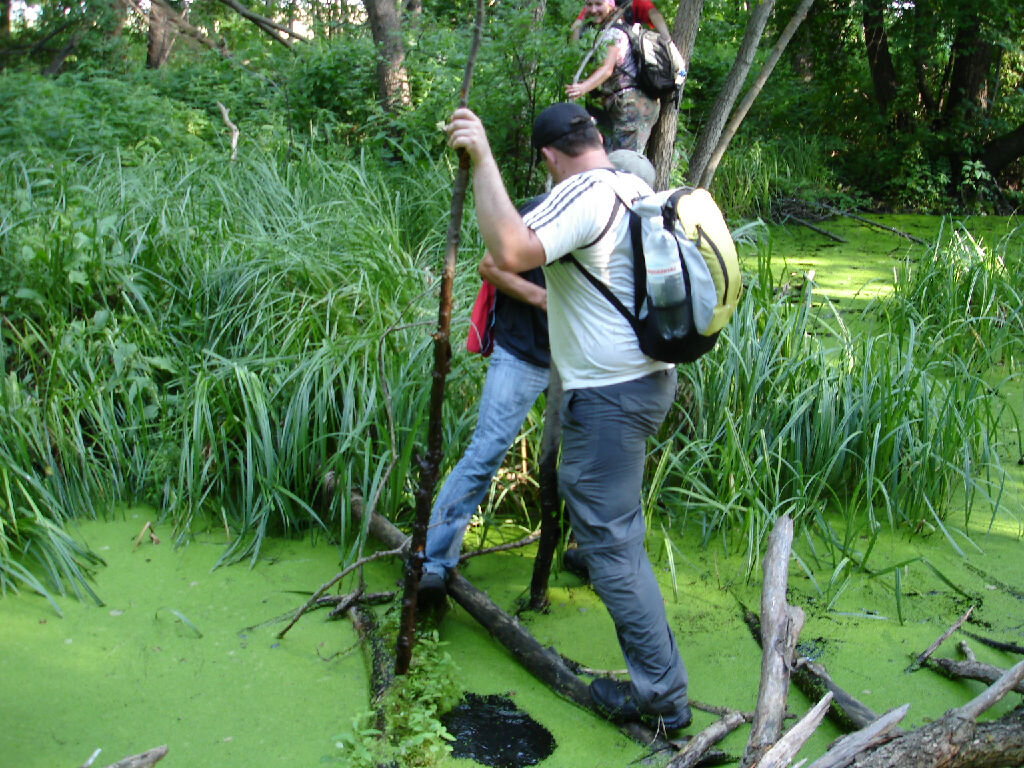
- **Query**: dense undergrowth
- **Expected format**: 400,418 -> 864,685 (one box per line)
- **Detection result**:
0,71 -> 1022,611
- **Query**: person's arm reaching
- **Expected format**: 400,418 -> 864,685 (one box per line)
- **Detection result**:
648,6 -> 671,40
445,108 -> 547,274
478,253 -> 547,311
565,43 -> 618,100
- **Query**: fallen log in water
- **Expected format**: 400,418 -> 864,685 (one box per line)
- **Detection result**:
742,609 -> 881,733
842,660 -> 1024,768
95,746 -> 168,768
740,514 -> 807,768
804,703 -> 909,768
351,502 -> 701,753
929,656 -> 1024,695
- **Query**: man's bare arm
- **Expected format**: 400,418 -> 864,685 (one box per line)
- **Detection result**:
446,108 -> 547,273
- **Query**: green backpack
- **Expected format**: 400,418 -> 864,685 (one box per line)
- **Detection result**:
568,185 -> 742,364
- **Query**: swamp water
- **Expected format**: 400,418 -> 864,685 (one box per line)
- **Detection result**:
1,216 -> 1021,768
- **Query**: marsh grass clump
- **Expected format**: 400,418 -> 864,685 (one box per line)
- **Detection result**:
885,219 -> 1023,372
0,71 -> 1020,605
332,630 -> 460,768
650,238 -> 1018,572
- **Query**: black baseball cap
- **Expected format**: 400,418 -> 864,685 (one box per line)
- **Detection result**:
531,102 -> 597,152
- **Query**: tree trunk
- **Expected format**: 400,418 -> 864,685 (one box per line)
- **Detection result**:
981,122 -> 1024,178
699,0 -> 815,189
363,0 -> 411,113
2,0 -> 12,42
861,0 -> 898,116
648,0 -> 705,190
943,16 -> 994,121
529,366 -> 562,610
686,0 -> 774,188
146,0 -> 179,69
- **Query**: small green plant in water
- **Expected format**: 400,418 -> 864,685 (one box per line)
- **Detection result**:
332,630 -> 460,768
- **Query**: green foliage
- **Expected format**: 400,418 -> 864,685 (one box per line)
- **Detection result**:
655,235 -> 1020,571
332,630 -> 460,768
884,220 -> 1024,372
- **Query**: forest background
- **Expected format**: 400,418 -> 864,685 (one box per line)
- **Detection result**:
0,0 -> 1022,766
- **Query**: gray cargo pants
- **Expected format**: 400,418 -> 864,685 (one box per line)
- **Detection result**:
558,368 -> 688,715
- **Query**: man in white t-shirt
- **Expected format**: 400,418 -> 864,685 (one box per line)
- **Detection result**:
445,102 -> 691,731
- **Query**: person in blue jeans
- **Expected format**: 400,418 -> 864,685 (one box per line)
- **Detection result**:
420,150 -> 659,604
419,196 -> 551,603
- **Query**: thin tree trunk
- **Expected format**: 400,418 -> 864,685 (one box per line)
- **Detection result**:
862,0 -> 898,116
529,366 -> 562,610
146,0 -> 180,69
363,0 -> 412,113
699,0 -> 815,188
686,0 -> 774,188
394,0 -> 485,675
648,0 -> 705,190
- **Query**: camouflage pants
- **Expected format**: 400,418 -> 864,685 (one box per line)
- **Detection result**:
598,88 -> 659,154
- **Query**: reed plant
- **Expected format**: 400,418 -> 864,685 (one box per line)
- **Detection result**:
653,238 -> 1016,573
883,219 -> 1023,374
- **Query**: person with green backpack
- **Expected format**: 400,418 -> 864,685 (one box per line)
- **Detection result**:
445,102 -> 692,732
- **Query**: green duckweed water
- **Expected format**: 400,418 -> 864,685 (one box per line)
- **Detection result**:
1,216 -> 1021,768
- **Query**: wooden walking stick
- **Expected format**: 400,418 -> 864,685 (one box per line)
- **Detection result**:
394,0 -> 487,676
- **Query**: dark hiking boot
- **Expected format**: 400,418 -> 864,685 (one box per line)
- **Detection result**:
589,678 -> 692,731
418,571 -> 448,612
562,548 -> 590,582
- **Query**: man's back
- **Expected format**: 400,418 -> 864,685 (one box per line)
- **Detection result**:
523,168 -> 671,390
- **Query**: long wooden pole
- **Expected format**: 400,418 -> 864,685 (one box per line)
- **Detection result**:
394,0 -> 487,676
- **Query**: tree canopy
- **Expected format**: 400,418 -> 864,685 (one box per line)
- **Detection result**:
1,0 -> 1021,211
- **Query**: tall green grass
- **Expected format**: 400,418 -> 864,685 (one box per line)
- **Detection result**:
651,236 -> 1019,573
1,72 -> 1020,604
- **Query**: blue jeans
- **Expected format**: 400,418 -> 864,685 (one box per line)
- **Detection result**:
423,343 -> 549,577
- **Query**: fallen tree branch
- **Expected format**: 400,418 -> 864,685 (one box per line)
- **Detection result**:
459,531 -> 540,563
794,657 -> 882,732
753,692 -> 832,768
906,604 -> 974,672
668,709 -> 749,768
786,214 -> 846,243
809,202 -> 928,245
98,746 -> 168,768
277,542 -> 407,639
349,603 -> 395,708
844,660 -> 1024,768
804,704 -> 909,768
929,656 -> 1024,695
740,514 -> 806,768
960,630 -> 1024,656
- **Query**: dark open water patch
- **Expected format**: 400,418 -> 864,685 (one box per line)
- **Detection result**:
441,692 -> 556,768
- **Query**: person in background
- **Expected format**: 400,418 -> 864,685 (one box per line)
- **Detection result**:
569,0 -> 671,42
564,0 -> 660,154
444,101 -> 691,731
